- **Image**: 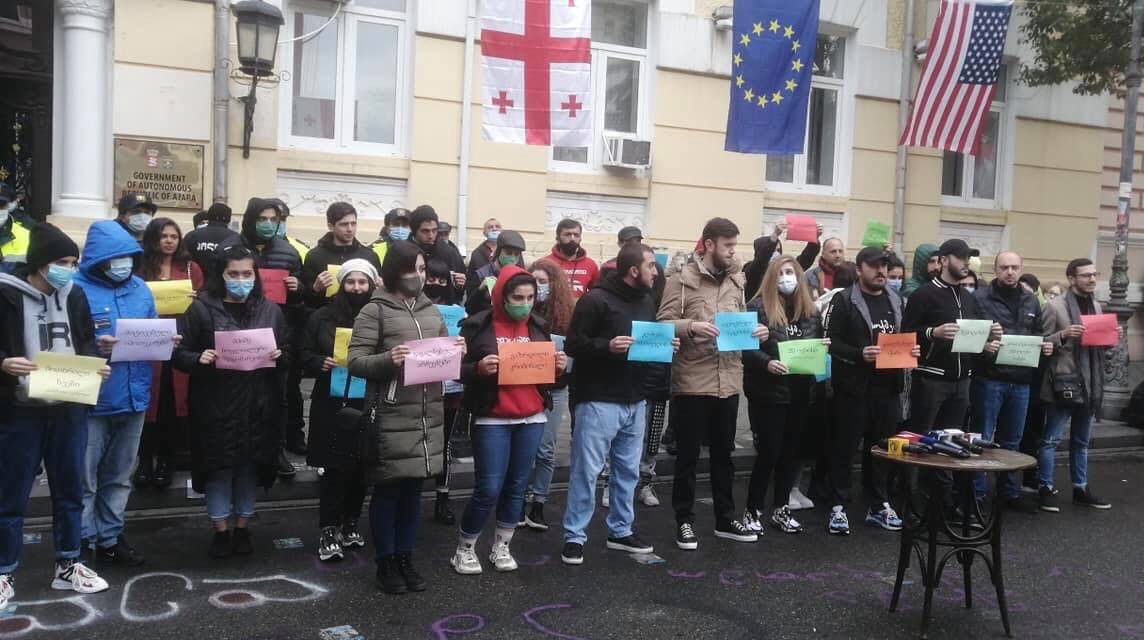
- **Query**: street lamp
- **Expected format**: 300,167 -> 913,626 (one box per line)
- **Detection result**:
232,0 -> 284,159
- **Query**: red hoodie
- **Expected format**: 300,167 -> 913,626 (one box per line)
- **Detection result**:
545,245 -> 599,298
488,265 -> 546,420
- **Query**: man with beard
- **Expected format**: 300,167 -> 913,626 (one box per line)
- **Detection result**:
901,243 -> 940,298
409,205 -> 466,304
545,218 -> 599,298
804,237 -> 845,298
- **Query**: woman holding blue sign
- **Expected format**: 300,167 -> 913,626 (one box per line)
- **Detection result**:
299,258 -> 378,564
742,255 -> 827,535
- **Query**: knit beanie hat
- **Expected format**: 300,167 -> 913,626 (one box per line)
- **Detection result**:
27,223 -> 80,269
337,258 -> 379,284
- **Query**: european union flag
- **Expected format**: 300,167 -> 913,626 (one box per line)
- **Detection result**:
724,0 -> 820,154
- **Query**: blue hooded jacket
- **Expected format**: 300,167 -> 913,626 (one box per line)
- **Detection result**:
73,220 -> 157,416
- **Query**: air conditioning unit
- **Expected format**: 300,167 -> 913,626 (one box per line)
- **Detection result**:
603,134 -> 652,169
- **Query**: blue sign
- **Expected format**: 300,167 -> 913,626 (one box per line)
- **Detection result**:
715,312 -> 760,352
330,367 -> 366,399
436,304 -> 466,337
628,321 -> 675,363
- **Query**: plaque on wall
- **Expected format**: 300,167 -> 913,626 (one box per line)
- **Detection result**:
114,139 -> 204,210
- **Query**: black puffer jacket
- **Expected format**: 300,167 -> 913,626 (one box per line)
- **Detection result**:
173,292 -> 289,490
742,298 -> 822,404
241,198 -> 305,324
301,233 -> 382,308
565,273 -> 656,405
973,280 -> 1043,384
300,295 -> 366,470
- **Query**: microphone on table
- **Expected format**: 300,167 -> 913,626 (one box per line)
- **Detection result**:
918,436 -> 972,459
950,435 -> 984,454
877,439 -> 933,455
969,437 -> 1002,449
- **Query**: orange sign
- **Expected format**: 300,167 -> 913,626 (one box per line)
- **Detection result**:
876,332 -> 918,369
497,341 -> 556,386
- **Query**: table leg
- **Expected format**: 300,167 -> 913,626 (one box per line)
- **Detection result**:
959,473 -> 975,609
890,520 -> 911,612
990,489 -> 1013,638
920,484 -> 942,640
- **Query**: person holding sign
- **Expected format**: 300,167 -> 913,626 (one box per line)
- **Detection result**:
452,265 -> 566,576
1034,258 -> 1123,512
0,223 -> 112,608
301,202 -> 381,310
424,257 -> 468,526
173,244 -> 289,561
656,218 -> 767,549
73,220 -> 171,567
969,252 -> 1053,514
464,230 -> 527,315
743,219 -> 821,308
741,255 -> 827,536
819,247 -> 918,536
299,259 -> 379,564
347,242 -> 463,595
559,244 -> 677,565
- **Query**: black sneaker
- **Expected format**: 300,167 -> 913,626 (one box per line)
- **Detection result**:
208,530 -> 232,558
675,523 -> 699,550
275,451 -> 296,478
376,555 -> 407,595
1038,486 -> 1060,513
525,502 -> 549,531
561,542 -> 584,565
98,536 -> 145,566
1005,495 -> 1039,515
151,458 -> 173,489
606,534 -> 653,554
340,520 -> 365,548
714,519 -> 758,543
318,526 -> 343,562
1073,487 -> 1111,510
231,527 -> 253,555
397,552 -> 427,592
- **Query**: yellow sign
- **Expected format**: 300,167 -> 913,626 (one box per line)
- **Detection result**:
147,280 -> 195,315
326,265 -> 341,298
27,352 -> 106,406
334,328 -> 352,366
114,138 -> 204,210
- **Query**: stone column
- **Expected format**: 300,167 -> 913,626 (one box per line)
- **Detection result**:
55,0 -> 113,219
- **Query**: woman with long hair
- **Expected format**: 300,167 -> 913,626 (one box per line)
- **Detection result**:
136,217 -> 198,488
521,259 -> 575,530
741,255 -> 827,535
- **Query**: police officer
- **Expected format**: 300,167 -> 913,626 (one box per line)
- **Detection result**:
0,185 -> 31,274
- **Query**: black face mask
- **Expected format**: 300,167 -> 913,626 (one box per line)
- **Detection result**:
424,284 -> 449,302
345,290 -> 373,310
559,242 -> 579,257
418,240 -> 436,253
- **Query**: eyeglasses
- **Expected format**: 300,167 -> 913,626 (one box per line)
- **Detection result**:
1074,272 -> 1100,279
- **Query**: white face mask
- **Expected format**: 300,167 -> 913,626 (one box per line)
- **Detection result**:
777,274 -> 798,295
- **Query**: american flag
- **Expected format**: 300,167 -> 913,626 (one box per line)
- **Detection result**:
900,0 -> 1013,154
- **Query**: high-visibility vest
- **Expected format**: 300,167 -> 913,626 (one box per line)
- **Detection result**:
0,221 -> 31,268
284,235 -> 310,260
372,240 -> 388,265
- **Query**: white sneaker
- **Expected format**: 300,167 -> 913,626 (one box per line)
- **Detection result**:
489,540 -> 518,572
450,543 -> 483,575
638,484 -> 660,507
0,573 -> 13,609
788,487 -> 815,511
51,561 -> 108,594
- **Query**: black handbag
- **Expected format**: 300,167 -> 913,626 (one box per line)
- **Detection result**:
332,302 -> 383,464
1052,372 -> 1087,407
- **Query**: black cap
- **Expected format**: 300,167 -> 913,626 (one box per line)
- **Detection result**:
117,193 -> 157,215
496,230 -> 526,252
205,202 -> 232,223
438,221 -> 452,234
856,246 -> 891,267
26,223 -> 80,269
384,208 -> 410,226
618,226 -> 643,242
937,239 -> 979,260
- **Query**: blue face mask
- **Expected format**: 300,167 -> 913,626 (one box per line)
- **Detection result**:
275,221 -> 288,238
224,277 -> 255,300
389,227 -> 411,241
486,229 -> 501,241
44,264 -> 76,290
105,257 -> 134,282
887,278 -> 903,292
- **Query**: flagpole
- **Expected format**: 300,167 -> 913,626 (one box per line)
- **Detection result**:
892,0 -> 916,251
456,0 -> 478,255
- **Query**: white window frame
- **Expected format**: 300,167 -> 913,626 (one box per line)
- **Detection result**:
764,29 -> 855,197
278,0 -> 409,156
941,63 -> 1014,210
550,0 -> 653,174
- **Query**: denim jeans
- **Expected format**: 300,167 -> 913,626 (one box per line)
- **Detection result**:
526,387 -> 569,503
460,422 -> 545,536
970,379 -> 1030,498
370,478 -> 423,558
204,463 -> 259,521
1038,404 -> 1093,490
0,404 -> 89,573
562,400 -> 646,545
82,412 -> 146,546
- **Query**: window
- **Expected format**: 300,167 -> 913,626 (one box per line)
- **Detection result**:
765,34 -> 846,190
280,0 -> 407,154
942,66 -> 1008,206
552,0 -> 650,169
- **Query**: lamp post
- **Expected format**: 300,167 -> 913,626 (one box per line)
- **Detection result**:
232,0 -> 283,159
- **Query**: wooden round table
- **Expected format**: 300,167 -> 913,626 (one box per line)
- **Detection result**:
871,447 -> 1036,639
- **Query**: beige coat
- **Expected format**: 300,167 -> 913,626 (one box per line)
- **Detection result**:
657,259 -> 748,398
1040,290 -> 1105,408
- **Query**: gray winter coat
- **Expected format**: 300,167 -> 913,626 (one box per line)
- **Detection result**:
348,288 -> 447,483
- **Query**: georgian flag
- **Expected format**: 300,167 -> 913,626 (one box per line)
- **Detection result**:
480,0 -> 593,146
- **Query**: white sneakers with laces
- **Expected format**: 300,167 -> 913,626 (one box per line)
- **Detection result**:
451,540 -> 483,575
51,560 -> 109,594
0,573 -> 13,609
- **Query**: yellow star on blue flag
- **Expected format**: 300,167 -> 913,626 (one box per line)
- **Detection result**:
725,0 -> 820,154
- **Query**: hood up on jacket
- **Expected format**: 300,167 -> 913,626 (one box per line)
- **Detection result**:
241,197 -> 283,245
903,243 -> 939,297
490,264 -> 534,324
78,219 -> 142,276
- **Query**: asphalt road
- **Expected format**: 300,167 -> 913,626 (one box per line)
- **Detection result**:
2,452 -> 1142,639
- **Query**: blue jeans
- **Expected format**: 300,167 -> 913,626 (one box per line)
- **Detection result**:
204,463 -> 259,522
970,379 -> 1030,499
0,404 -> 89,573
527,387 -> 569,503
563,401 -> 646,545
460,422 -> 545,537
83,412 -> 146,546
1038,404 -> 1093,490
370,478 -> 422,558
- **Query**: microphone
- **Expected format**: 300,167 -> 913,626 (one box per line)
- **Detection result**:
951,435 -> 984,454
970,437 -> 1002,449
919,436 -> 971,458
878,439 -> 932,455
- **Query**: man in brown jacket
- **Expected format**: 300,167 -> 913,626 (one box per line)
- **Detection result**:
657,217 -> 768,550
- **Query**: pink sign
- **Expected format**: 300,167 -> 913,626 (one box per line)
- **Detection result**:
403,337 -> 463,386
214,328 -> 277,371
1080,313 -> 1119,347
785,214 -> 818,242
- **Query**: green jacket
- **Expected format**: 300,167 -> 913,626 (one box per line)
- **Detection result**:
348,288 -> 447,483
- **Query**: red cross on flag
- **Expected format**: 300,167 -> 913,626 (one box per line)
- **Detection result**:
480,0 -> 592,146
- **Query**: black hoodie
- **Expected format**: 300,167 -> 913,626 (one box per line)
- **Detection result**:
301,232 -> 382,309
240,198 -> 304,306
